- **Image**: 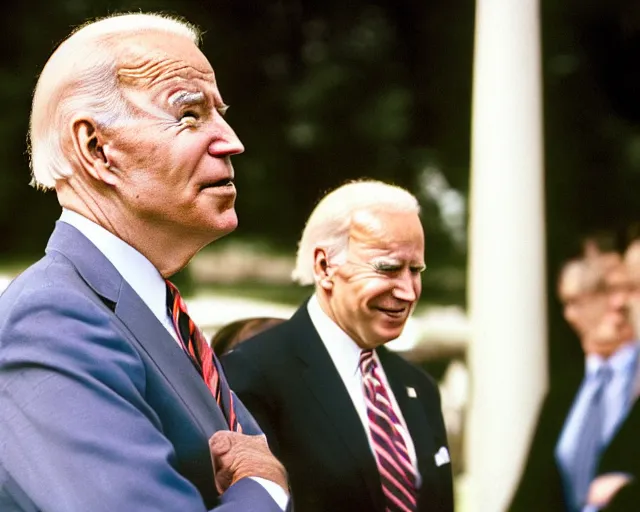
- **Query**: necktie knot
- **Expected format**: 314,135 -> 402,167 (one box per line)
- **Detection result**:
165,279 -> 185,314
359,349 -> 375,375
165,280 -> 193,349
164,279 -> 241,432
596,363 -> 613,385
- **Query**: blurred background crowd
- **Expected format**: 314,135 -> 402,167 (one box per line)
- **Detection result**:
1,0 -> 640,510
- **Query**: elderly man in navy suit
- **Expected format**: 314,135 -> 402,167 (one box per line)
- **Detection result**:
222,180 -> 454,512
0,12 -> 289,512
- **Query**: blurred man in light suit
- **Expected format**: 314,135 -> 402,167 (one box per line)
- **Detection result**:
510,251 -> 640,511
0,12 -> 290,512
222,180 -> 454,512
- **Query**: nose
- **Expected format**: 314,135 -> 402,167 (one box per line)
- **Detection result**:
208,115 -> 245,157
392,271 -> 420,303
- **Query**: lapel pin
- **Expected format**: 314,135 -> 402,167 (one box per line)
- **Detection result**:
406,386 -> 417,398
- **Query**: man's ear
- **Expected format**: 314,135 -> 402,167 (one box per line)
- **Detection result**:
314,248 -> 334,290
71,118 -> 118,185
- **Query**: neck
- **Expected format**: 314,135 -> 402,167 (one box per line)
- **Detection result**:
58,184 -> 203,277
315,288 -> 337,324
581,337 -> 633,360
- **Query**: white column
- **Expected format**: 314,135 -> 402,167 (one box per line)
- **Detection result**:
465,0 -> 547,511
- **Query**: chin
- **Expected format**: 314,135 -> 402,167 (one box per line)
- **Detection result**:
213,208 -> 239,233
195,212 -> 237,245
372,329 -> 402,347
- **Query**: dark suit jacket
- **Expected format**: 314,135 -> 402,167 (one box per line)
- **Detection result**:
509,353 -> 640,512
0,221 -> 283,512
221,302 -> 454,512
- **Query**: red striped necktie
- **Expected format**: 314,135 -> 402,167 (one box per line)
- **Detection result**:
165,280 -> 242,432
360,349 -> 418,512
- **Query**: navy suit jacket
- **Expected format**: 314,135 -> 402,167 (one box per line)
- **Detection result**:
0,221 -> 283,512
221,303 -> 454,512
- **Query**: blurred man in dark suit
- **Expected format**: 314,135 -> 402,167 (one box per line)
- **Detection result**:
509,251 -> 640,512
222,179 -> 454,512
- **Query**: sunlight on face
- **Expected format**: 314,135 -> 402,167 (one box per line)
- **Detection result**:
582,264 -> 635,357
326,209 -> 425,349
106,31 -> 244,244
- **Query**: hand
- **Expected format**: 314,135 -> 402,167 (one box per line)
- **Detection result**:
209,431 -> 288,495
587,473 -> 632,508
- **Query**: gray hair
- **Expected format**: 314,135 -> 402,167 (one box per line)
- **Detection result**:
291,179 -> 421,285
29,12 -> 200,189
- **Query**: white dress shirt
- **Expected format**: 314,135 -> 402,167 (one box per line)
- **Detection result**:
307,294 -> 421,485
60,209 -> 288,510
555,341 -> 639,512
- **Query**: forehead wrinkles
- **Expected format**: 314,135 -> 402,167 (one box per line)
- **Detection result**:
117,55 -> 214,88
349,211 -> 423,251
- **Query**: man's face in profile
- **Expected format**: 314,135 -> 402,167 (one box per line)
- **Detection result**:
558,259 -> 634,356
589,264 -> 635,353
558,265 -> 608,338
105,31 -> 244,244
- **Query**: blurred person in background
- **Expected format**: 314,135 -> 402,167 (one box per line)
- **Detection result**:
222,179 -> 454,512
624,239 -> 640,335
211,317 -> 286,357
0,12 -> 290,512
509,250 -> 640,512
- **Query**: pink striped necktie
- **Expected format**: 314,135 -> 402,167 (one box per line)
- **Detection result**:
360,349 -> 418,512
165,280 -> 242,432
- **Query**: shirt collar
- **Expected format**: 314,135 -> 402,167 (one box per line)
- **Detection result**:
307,294 -> 364,377
59,208 -> 168,325
585,340 -> 640,378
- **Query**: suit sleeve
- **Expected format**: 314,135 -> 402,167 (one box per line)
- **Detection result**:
0,286 -> 280,512
221,347 -> 281,457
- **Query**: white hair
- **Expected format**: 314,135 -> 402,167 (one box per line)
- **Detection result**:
29,12 -> 200,190
291,179 -> 421,285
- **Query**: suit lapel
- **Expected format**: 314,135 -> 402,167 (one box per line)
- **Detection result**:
289,306 -> 385,511
115,281 -> 229,433
46,221 -> 229,435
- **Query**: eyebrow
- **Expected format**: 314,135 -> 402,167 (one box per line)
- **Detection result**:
371,258 -> 426,270
168,90 -> 230,115
168,91 -> 206,107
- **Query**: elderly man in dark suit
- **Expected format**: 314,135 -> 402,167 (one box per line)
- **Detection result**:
222,179 -> 454,512
509,251 -> 640,512
0,12 -> 289,512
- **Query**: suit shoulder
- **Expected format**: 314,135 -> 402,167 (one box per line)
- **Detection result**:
1,253 -> 107,322
225,319 -> 294,358
1,251 -> 91,308
0,253 -> 142,378
220,319 -> 304,389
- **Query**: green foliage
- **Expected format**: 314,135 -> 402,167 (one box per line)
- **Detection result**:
0,0 -> 472,282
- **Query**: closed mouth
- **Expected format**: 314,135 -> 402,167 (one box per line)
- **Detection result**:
375,307 -> 407,318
